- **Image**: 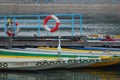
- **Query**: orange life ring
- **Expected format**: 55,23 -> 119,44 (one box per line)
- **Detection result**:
6,22 -> 20,36
43,15 -> 60,32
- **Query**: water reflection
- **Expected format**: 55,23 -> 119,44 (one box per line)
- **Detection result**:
0,68 -> 120,80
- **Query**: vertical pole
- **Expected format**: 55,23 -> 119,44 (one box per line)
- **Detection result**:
4,16 -> 7,37
47,31 -> 49,36
71,14 -> 74,36
38,15 -> 40,37
80,14 -> 82,35
14,16 -> 16,37
84,36 -> 87,47
5,16 -> 12,49
7,36 -> 12,49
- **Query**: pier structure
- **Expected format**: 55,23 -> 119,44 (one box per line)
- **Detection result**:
0,36 -> 120,48
0,1 -> 119,48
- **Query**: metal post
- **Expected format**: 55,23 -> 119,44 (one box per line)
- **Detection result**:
38,15 -> 40,37
71,14 -> 74,36
84,36 -> 87,47
80,14 -> 82,35
4,16 -> 7,37
13,17 -> 16,36
7,36 -> 12,49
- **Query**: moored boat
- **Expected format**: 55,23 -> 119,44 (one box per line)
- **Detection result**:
0,48 -> 120,70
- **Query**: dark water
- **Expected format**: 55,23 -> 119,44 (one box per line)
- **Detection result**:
0,67 -> 120,80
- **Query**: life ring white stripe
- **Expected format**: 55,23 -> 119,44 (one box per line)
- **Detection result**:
51,15 -> 60,23
44,25 -> 50,32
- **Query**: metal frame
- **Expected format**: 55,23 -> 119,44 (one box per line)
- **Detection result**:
0,14 -> 82,37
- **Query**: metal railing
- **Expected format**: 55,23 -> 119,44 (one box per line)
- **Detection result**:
0,0 -> 119,4
0,14 -> 82,37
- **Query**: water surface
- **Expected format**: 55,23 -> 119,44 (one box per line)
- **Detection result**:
0,67 -> 120,80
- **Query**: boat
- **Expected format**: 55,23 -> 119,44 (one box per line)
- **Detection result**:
0,47 -> 120,70
0,34 -> 120,70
